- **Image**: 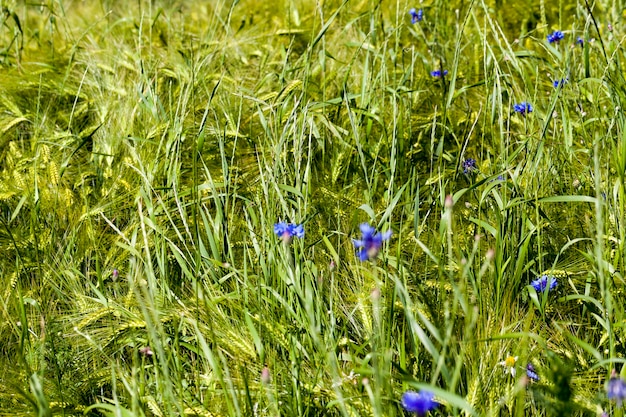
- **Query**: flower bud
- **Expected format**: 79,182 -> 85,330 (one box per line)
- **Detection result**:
261,366 -> 271,384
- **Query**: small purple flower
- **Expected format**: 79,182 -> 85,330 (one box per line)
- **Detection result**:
531,274 -> 557,293
409,8 -> 423,24
401,390 -> 438,415
112,269 -> 119,281
526,363 -> 540,382
274,222 -> 305,243
353,223 -> 392,261
430,69 -> 448,78
547,30 -> 565,44
607,369 -> 626,406
576,36 -> 584,46
462,158 -> 477,174
513,102 -> 533,116
553,78 -> 568,88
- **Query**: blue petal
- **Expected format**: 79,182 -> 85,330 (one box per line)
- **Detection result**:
548,276 -> 558,289
370,234 -> 383,246
291,224 -> 305,238
359,223 -> 375,237
526,363 -> 539,381
274,222 -> 288,235
607,377 -> 626,401
357,248 -> 370,261
401,390 -> 437,414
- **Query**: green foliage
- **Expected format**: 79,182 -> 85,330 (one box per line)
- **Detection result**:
0,0 -> 625,416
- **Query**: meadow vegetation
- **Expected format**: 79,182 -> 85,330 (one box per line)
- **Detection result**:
1,0 -> 626,415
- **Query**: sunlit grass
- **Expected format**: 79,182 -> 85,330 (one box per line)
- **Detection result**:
0,0 -> 625,416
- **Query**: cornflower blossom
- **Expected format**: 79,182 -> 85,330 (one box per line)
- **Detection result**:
513,102 -> 533,116
274,222 -> 304,243
409,8 -> 423,23
462,158 -> 477,174
576,36 -> 584,46
401,390 -> 438,415
499,355 -> 518,377
531,275 -> 557,293
553,78 -> 568,88
430,69 -> 448,78
607,369 -> 626,406
526,363 -> 540,382
353,223 -> 392,261
547,30 -> 565,44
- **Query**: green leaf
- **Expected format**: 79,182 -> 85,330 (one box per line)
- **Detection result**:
468,217 -> 497,237
83,404 -> 138,417
358,204 -> 376,221
537,195 -> 597,204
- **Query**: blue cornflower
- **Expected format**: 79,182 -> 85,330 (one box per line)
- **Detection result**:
353,223 -> 392,261
274,221 -> 304,243
401,390 -> 438,415
526,363 -> 540,382
607,370 -> 626,406
547,30 -> 565,44
531,274 -> 557,293
462,158 -> 477,174
576,36 -> 584,46
553,78 -> 568,88
430,69 -> 448,78
513,102 -> 533,116
409,8 -> 423,23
